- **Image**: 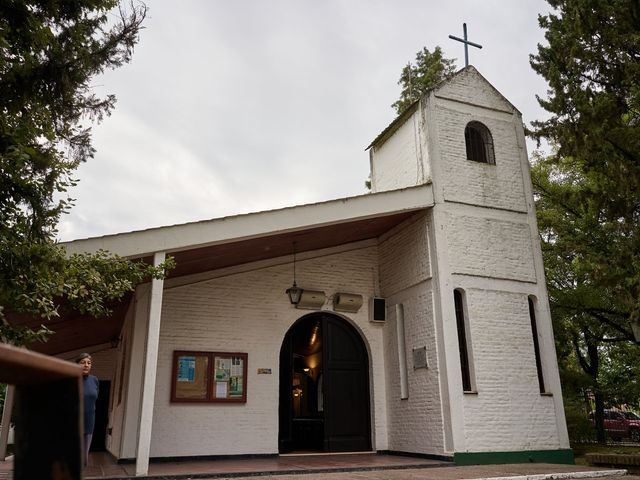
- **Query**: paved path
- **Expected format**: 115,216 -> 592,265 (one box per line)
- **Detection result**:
1,453 -> 637,480
201,468 -> 636,480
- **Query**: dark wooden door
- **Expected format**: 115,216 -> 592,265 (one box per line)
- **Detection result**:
279,313 -> 371,453
322,315 -> 371,452
91,380 -> 111,451
278,334 -> 294,453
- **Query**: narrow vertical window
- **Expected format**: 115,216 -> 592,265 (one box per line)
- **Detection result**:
454,289 -> 472,392
528,297 -> 546,393
396,304 -> 409,399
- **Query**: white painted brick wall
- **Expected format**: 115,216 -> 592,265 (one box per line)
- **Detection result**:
371,112 -> 428,193
433,104 -> 527,212
382,283 -> 445,455
434,68 -> 515,113
424,67 -> 566,454
369,67 -> 527,212
444,211 -> 536,282
378,214 -> 445,455
379,214 -> 431,296
148,246 -> 389,458
461,289 -> 561,451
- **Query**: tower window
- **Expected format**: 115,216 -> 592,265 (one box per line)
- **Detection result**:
454,289 -> 475,392
465,121 -> 495,164
528,297 -> 546,394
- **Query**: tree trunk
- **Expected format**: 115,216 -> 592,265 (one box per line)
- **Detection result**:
584,333 -> 607,443
593,387 -> 606,443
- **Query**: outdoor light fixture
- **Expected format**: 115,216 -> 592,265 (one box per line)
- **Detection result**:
286,242 -> 303,305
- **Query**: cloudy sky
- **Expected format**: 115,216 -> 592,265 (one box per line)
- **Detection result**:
58,0 -> 553,241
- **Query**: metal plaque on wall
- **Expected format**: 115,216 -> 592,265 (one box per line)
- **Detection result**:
412,346 -> 428,370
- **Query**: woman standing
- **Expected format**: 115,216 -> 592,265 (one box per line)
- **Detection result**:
76,353 -> 99,467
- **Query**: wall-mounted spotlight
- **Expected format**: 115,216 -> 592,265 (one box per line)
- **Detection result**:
333,292 -> 364,313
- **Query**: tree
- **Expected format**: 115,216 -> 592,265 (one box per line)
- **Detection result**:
0,1 -> 173,346
392,46 -> 456,114
530,0 -> 640,335
530,0 -> 640,442
532,155 -> 640,442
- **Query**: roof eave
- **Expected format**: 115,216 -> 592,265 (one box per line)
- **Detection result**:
63,183 -> 434,258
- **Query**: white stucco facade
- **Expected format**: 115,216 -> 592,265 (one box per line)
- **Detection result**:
368,66 -> 569,457
61,66 -> 570,473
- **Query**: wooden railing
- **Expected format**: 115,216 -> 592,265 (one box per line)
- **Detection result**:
0,343 -> 83,480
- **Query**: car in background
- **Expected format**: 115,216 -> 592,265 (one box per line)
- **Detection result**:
590,409 -> 640,442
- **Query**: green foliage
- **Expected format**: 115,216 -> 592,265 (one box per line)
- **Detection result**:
532,156 -> 635,341
532,151 -> 640,441
530,0 -> 640,331
392,46 -> 456,114
0,238 -> 175,345
530,0 -> 640,442
564,403 -> 597,444
599,342 -> 640,410
530,0 -> 640,168
0,1 -> 176,346
1,0 -> 147,237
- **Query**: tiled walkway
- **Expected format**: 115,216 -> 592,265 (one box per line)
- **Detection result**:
0,452 -> 445,479
83,452 -> 446,479
0,452 -> 631,480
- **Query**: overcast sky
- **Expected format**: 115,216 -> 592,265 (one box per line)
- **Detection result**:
58,0 -> 553,242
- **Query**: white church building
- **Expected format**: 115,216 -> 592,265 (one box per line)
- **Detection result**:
23,66 -> 574,474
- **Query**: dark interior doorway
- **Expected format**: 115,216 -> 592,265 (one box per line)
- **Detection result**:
91,380 -> 111,451
279,313 -> 371,453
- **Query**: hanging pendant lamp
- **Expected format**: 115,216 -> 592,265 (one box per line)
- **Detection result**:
286,242 -> 303,305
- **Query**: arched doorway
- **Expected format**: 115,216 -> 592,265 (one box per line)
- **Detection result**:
278,312 -> 371,453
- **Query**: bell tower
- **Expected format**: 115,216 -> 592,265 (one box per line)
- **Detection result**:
370,66 -> 571,461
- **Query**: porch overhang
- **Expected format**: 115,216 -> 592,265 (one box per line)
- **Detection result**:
64,184 -> 433,261
10,184 -> 434,355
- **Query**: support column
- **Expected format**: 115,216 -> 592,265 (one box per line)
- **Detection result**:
0,385 -> 15,460
135,252 -> 166,476
428,207 -> 466,453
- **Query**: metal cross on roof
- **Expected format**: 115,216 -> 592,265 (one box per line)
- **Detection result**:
448,23 -> 482,67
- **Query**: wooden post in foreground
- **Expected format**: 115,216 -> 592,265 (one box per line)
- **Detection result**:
0,343 -> 83,480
